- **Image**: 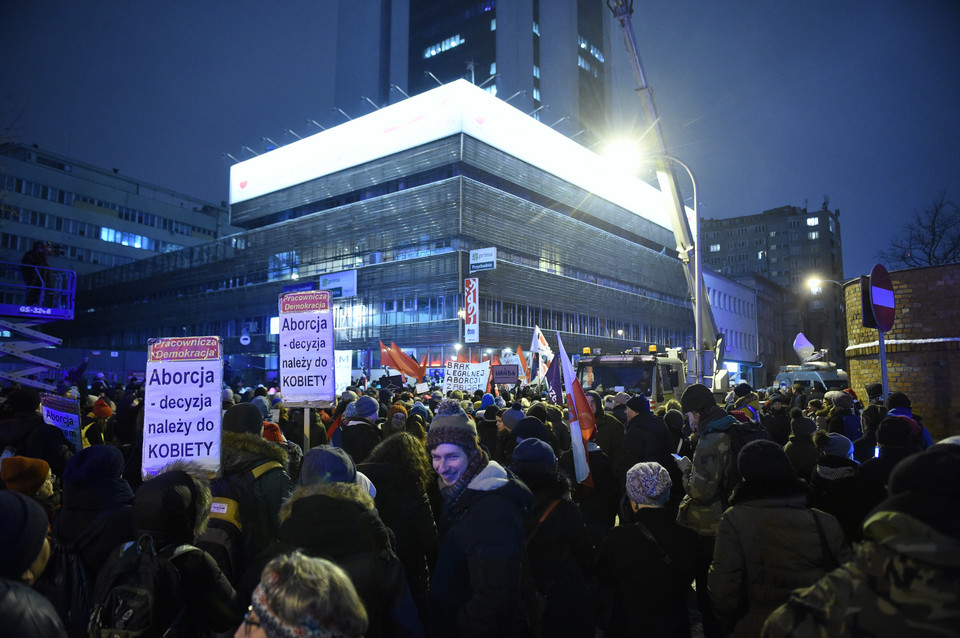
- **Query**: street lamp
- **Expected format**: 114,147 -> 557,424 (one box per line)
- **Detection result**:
805,276 -> 847,364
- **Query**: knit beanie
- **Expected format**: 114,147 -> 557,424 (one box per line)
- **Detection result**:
791,416 -> 817,437
509,438 -> 556,475
299,446 -> 357,486
734,382 -> 752,398
62,444 -> 125,487
261,421 -> 286,443
526,402 -> 548,425
93,397 -> 113,418
482,405 -> 500,423
885,392 -> 911,410
625,462 -> 672,507
819,432 -> 854,460
825,390 -> 853,411
222,402 -> 265,436
737,440 -> 794,482
500,403 -> 525,432
614,392 -> 631,407
877,417 -> 912,448
663,409 -> 685,431
222,387 -> 235,404
480,393 -> 495,410
1,456 -> 50,495
5,388 -> 41,414
354,395 -> 379,420
625,394 -> 650,414
426,399 -> 479,452
680,383 -> 716,414
0,491 -> 48,580
513,416 -> 550,444
251,395 -> 271,419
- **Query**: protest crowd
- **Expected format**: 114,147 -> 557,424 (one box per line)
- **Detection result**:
1,365 -> 958,638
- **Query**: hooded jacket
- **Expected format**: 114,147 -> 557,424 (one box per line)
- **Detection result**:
219,431 -> 291,561
246,480 -> 423,638
615,406 -> 672,490
677,410 -> 739,536
708,479 -> 850,637
0,578 -> 66,638
429,461 -> 532,638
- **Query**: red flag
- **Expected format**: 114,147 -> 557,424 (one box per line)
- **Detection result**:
390,342 -> 426,380
557,333 -> 595,486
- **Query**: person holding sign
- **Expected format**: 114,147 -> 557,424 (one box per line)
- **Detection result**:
0,389 -> 74,476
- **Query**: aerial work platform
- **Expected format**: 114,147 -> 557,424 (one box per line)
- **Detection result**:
0,260 -> 76,391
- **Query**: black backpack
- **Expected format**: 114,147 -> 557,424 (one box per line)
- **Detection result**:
722,418 -> 773,503
195,460 -> 282,585
88,534 -> 196,638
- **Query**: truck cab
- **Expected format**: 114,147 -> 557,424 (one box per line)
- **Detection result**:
576,347 -> 687,408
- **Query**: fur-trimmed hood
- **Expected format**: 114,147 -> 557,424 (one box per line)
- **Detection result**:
133,460 -> 212,545
221,431 -> 288,474
279,480 -> 374,523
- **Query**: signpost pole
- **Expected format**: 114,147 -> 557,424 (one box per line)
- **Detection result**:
303,407 -> 310,451
868,264 -> 895,402
878,331 -> 888,398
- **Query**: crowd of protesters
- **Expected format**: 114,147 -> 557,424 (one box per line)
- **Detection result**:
0,370 -> 958,637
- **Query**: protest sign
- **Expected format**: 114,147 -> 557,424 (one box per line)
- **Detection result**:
491,364 -> 520,385
443,361 -> 490,393
279,290 -> 335,404
335,350 -> 352,396
143,336 -> 222,477
41,393 -> 82,451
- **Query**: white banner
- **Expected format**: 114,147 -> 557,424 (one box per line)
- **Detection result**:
41,394 -> 82,451
443,361 -> 490,394
279,291 -> 336,404
143,336 -> 223,478
335,350 -> 352,395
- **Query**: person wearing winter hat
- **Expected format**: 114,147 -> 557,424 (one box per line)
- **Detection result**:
513,415 -> 551,445
809,431 -> 860,539
216,403 -> 292,567
241,551 -> 368,638
595,462 -> 702,637
614,394 -> 672,493
609,392 -> 631,424
852,403 -> 888,464
508,439 -> 594,638
385,403 -> 409,434
0,388 -> 73,476
783,409 -> 820,480
885,391 -> 934,450
427,399 -> 532,637
493,402 -> 525,465
337,394 -> 382,464
476,405 -> 500,457
299,445 -> 358,486
108,462 -> 239,636
730,382 -> 760,421
824,390 -> 860,441
760,393 -> 791,446
764,442 -> 960,637
709,441 -> 849,637
586,390 -> 625,466
1,455 -> 52,496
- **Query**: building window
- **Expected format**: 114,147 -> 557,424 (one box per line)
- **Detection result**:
489,62 -> 496,75
808,231 -> 819,240
710,244 -> 720,252
532,87 -> 540,101
423,35 -> 465,59
757,250 -> 765,260
490,18 -> 496,30
533,65 -> 540,79
533,21 -> 540,36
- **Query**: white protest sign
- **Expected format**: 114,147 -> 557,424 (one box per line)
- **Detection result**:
279,290 -> 335,404
491,364 -> 520,385
443,361 -> 490,393
335,350 -> 352,396
143,336 -> 222,478
41,393 -> 82,451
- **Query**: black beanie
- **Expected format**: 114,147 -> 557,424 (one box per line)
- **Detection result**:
680,383 -> 716,414
734,382 -> 752,398
737,440 -> 794,482
0,491 -> 48,580
222,402 -> 264,436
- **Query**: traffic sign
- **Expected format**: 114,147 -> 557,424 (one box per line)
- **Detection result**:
870,264 -> 895,332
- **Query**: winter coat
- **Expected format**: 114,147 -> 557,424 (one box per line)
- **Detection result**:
760,408 -> 791,446
614,410 -> 672,489
429,461 -> 532,638
708,480 -> 850,638
559,444 -> 619,546
51,474 -> 134,583
0,411 -> 74,475
732,393 -> 761,421
340,417 -> 382,463
493,427 -> 517,466
595,412 -> 625,463
219,432 -> 292,562
677,410 -> 738,536
595,506 -> 702,638
358,461 -> 439,625
809,455 -> 859,540
761,510 -> 960,637
827,409 -> 861,441
783,434 -> 820,480
0,578 -> 66,638
476,418 -> 498,457
513,468 -> 594,638
846,447 -> 913,541
247,481 -> 423,638
852,432 -> 877,465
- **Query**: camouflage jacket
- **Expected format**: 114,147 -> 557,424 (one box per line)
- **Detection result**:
761,510 -> 960,637
676,413 -> 737,536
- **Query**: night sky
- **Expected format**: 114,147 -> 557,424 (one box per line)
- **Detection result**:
2,1 -> 958,280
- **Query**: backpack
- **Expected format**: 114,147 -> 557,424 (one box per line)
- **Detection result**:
722,419 -> 773,504
195,460 -> 282,585
35,513 -> 110,638
840,414 -> 862,441
88,534 -> 196,638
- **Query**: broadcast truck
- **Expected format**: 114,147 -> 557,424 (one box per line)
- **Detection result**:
576,346 -> 689,409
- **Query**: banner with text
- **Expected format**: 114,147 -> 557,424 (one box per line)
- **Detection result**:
469,246 -> 497,273
491,364 -> 520,385
443,360 -> 490,393
143,336 -> 222,478
464,277 -> 479,343
279,290 -> 335,404
335,350 -> 352,396
41,394 -> 82,451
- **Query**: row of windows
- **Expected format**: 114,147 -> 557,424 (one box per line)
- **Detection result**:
0,174 -> 215,238
1,204 -> 185,254
578,36 -> 604,62
577,55 -> 600,78
707,288 -> 755,319
423,34 -> 465,59
0,232 -> 136,268
723,329 -> 756,355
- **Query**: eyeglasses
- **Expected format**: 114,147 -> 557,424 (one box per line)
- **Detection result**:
241,607 -> 262,635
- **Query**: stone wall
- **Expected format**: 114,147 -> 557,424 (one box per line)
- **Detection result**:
844,263 -> 960,441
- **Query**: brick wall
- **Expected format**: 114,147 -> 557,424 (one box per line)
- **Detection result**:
844,263 -> 960,441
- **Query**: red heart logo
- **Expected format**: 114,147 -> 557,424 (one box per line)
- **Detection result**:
239,181 -> 248,189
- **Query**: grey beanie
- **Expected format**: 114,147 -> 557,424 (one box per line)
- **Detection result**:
500,403 -> 525,432
625,462 -> 672,507
354,395 -> 379,420
300,446 -> 357,486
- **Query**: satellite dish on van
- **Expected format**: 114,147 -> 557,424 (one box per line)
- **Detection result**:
793,333 -> 822,362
